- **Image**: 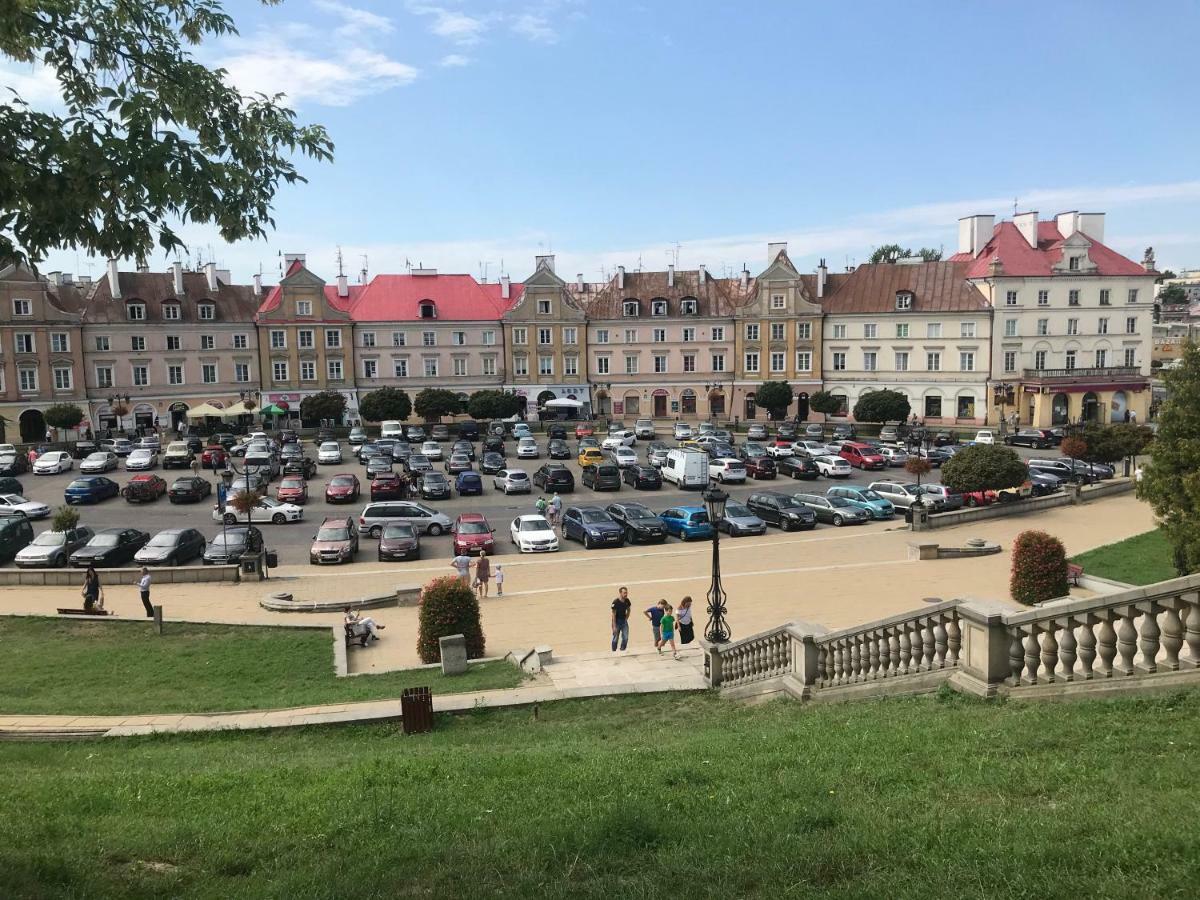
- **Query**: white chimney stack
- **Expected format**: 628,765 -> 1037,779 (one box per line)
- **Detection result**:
1013,211 -> 1039,249
667,264 -> 675,287
253,273 -> 263,297
172,261 -> 184,295
740,267 -> 749,289
500,275 -> 511,299
107,259 -> 121,299
817,258 -> 828,299
957,215 -> 995,257
698,264 -> 707,284
1077,212 -> 1105,244
337,274 -> 349,298
767,242 -> 787,263
1056,211 -> 1079,238
205,262 -> 218,292
576,273 -> 584,290
617,265 -> 625,289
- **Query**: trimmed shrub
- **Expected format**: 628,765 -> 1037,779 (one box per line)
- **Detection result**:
417,575 -> 485,663
1011,530 -> 1070,606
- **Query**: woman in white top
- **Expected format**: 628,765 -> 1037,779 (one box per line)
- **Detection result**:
138,567 -> 154,618
676,596 -> 695,646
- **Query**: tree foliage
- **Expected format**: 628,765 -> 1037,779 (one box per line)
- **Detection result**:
1157,284 -> 1187,305
941,445 -> 1028,494
904,456 -> 932,486
299,390 -> 346,424
867,244 -> 943,264
1010,530 -> 1070,606
0,0 -> 333,265
753,381 -> 792,421
51,504 -> 79,532
1060,436 -> 1087,463
853,389 -> 911,424
228,488 -> 264,519
810,390 -> 841,421
467,389 -> 522,421
417,575 -> 485,663
414,388 -> 461,421
43,402 -> 84,430
358,388 -> 411,423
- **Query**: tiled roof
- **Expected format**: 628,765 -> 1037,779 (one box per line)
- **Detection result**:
948,220 -> 1148,277
256,280 -> 361,316
821,261 -> 988,314
580,269 -> 740,318
349,274 -> 522,322
86,271 -> 260,323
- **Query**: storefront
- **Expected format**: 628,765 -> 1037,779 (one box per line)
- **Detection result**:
168,401 -> 190,432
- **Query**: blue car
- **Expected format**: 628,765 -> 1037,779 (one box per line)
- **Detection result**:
825,485 -> 895,520
562,505 -> 625,549
659,506 -> 714,541
64,476 -> 121,505
455,471 -> 483,496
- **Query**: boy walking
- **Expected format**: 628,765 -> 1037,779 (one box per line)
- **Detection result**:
644,599 -> 667,647
611,586 -> 632,652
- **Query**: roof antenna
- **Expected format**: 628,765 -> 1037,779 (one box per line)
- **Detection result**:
359,254 -> 368,283
1013,196 -> 1019,217
335,245 -> 344,277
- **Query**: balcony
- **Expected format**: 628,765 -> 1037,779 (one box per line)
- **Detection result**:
1022,367 -> 1141,380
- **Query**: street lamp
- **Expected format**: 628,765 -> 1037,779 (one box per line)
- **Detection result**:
222,454 -> 267,578
702,484 -> 731,643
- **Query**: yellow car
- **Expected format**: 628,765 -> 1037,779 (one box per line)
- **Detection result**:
678,440 -> 704,452
578,448 -> 605,467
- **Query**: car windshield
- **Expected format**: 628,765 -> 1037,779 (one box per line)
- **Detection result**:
624,506 -> 654,519
519,518 -> 550,531
859,490 -> 883,501
32,532 -> 66,546
147,533 -> 179,547
725,503 -> 753,518
425,474 -> 446,484
317,527 -> 349,541
85,453 -> 107,462
383,525 -> 415,539
67,480 -> 91,490
3,494 -> 28,504
596,467 -> 617,475
580,511 -> 612,524
451,455 -> 469,462
281,478 -> 304,488
211,533 -> 244,548
458,522 -> 489,534
331,476 -> 355,486
89,534 -> 121,547
320,443 -> 338,451
828,497 -> 853,508
509,471 -> 528,480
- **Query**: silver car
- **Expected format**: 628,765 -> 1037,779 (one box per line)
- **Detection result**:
718,501 -> 766,537
358,500 -> 452,537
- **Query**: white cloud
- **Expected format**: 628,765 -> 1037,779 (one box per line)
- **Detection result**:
312,0 -> 395,39
439,54 -> 472,67
408,4 -> 489,45
511,12 -> 558,43
0,59 -> 64,108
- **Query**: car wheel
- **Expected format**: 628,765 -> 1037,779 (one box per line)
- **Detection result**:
272,513 -> 287,524
583,534 -> 592,549
223,512 -> 237,525
428,524 -> 444,537
965,497 -> 978,508
832,515 -> 844,527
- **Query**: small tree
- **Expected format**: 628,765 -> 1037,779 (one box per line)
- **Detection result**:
941,445 -> 1028,494
227,488 -> 264,523
359,388 -> 412,423
754,381 -> 793,421
299,391 -> 347,425
51,505 -> 80,532
43,403 -> 85,431
1060,435 -> 1087,481
810,390 -> 841,422
468,390 -> 522,421
414,388 -> 461,422
905,456 -> 932,488
417,575 -> 485,663
1010,530 -> 1070,605
853,389 -> 911,426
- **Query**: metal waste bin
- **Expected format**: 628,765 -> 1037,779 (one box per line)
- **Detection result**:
400,686 -> 433,735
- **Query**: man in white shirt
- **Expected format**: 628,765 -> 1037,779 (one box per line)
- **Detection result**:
138,567 -> 154,618
343,606 -> 384,642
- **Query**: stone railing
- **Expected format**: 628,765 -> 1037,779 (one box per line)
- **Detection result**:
703,624 -> 793,688
814,602 -> 962,689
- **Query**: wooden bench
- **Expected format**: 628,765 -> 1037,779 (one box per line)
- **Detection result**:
344,623 -> 368,648
58,608 -> 112,616
1067,563 -> 1084,586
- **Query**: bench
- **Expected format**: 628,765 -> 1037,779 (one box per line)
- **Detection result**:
58,608 -> 112,616
1067,563 -> 1084,586
344,623 -> 368,648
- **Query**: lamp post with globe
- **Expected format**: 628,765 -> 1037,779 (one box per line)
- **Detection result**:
702,484 -> 731,643
220,452 -> 268,577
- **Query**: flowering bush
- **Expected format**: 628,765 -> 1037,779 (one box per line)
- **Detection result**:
417,575 -> 485,663
1010,530 -> 1070,606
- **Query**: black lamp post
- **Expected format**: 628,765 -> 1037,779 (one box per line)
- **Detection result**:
702,484 -> 731,643
222,455 -> 266,578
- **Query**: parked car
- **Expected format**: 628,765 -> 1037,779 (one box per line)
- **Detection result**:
743,456 -> 777,480
509,514 -> 559,552
1028,471 -> 1064,496
546,424 -> 568,440
575,422 -> 596,439
579,437 -> 602,452
879,447 -> 909,467
202,525 -> 263,565
122,474 -> 168,504
125,448 -> 159,471
582,463 -> 621,492
0,476 -> 22,497
776,455 -> 820,481
80,451 -> 119,474
377,523 -> 421,562
839,442 -> 886,470
547,439 -> 571,460
456,421 -> 480,441
563,506 -> 625,549
365,455 -> 394,480
0,449 -> 29,476
15,525 -> 95,568
745,492 -> 817,531
661,449 -> 709,489
430,424 -> 451,442
533,464 -> 575,493
745,423 -> 768,441
309,516 -> 359,565
451,440 -> 476,461
605,501 -> 667,544
878,426 -> 900,443
162,442 -> 193,469
275,475 -> 309,504
168,475 -> 212,504
446,453 -> 473,475
921,484 -> 965,511
1027,458 -> 1099,483
64,475 -> 120,505
962,488 -> 999,507
814,455 -> 852,478
455,471 -> 484,496
404,425 -> 426,443
867,481 -> 932,510
578,447 -> 605,468
803,423 -> 825,439
622,464 -> 662,490
634,419 -> 656,439
739,442 -> 768,460
201,444 -> 229,470
317,442 -> 343,464
478,452 -> 505,476
709,458 -> 747,484
493,468 -> 531,494
451,513 -> 495,556
673,423 -> 693,440
659,506 -> 714,541
602,429 -> 637,450
1004,428 -> 1056,449
917,447 -> 950,467
776,422 -> 798,440
973,430 -> 996,445
645,441 -> 671,467
420,440 -> 443,462
369,472 -> 405,500
419,471 -> 452,500
69,527 -> 150,567
213,496 -> 304,525
826,485 -> 895,519
135,527 -> 206,567
325,473 -> 362,504
832,424 -> 857,441
516,437 -> 541,459
359,500 -> 451,537
348,426 -> 367,447
717,501 -> 767,537
791,493 -> 870,526
765,439 -> 794,458
607,446 -> 635,469
0,493 -> 50,519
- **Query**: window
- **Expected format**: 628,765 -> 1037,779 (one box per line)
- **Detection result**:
1003,319 -> 1017,338
1069,290 -> 1080,306
53,367 -> 72,390
483,330 -> 496,346
393,332 -> 407,347
163,303 -> 180,320
298,330 -> 314,349
596,356 -> 610,375
234,363 -> 250,383
1069,256 -> 1081,271
482,357 -> 497,376
1067,318 -> 1079,336
454,358 -> 468,377
927,352 -> 941,372
270,330 -> 286,349
957,396 -> 976,419
451,331 -> 466,346
682,327 -> 695,342
894,351 -> 909,372
797,322 -> 812,340
14,333 -> 33,353
327,359 -> 343,380
623,300 -> 639,317
537,299 -> 552,315
745,324 -> 760,341
95,366 -> 113,388
863,323 -> 877,339
1003,351 -> 1017,373
926,323 -> 942,338
711,353 -> 726,372
363,359 -> 377,379
744,352 -> 760,373
126,303 -> 145,320
422,331 -> 436,347
1005,290 -> 1018,306
1128,289 -> 1140,304
300,361 -> 316,381
130,336 -> 146,352
625,355 -> 639,375
419,301 -> 436,319
1126,316 -> 1137,334
1095,349 -> 1108,368
1037,319 -> 1049,336
512,327 -> 527,345
12,298 -> 31,316
514,357 -> 529,377
132,364 -> 148,386
325,329 -> 341,349
832,324 -> 846,339
765,322 -> 784,342
960,322 -> 976,338
273,361 -> 289,381
595,329 -> 609,344
1098,318 -> 1108,335
711,326 -> 725,342
895,323 -> 910,338
681,299 -> 697,315
18,368 -> 37,391
1065,350 -> 1077,371
202,364 -> 217,384
361,332 -> 376,348
924,396 -> 942,418
770,293 -> 786,310
94,335 -> 110,352
895,292 -> 913,310
959,352 -> 975,372
652,300 -> 668,316
652,328 -> 666,343
393,359 -> 409,378
200,335 -> 215,351
624,329 -> 637,344
654,354 -> 668,374
683,353 -> 696,372
538,328 -> 552,345
796,351 -> 812,372
863,351 -> 877,371
233,334 -> 248,350
563,327 -> 577,345
1034,350 -> 1047,370
770,352 -> 785,372
423,359 -> 438,378
564,356 -> 578,376
1100,289 -> 1111,306
168,365 -> 184,385
1038,290 -> 1049,306
295,300 -> 312,316
832,352 -> 846,371
1125,348 -> 1137,367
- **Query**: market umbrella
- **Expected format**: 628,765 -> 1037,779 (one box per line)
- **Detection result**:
222,401 -> 252,417
543,398 -> 583,408
186,402 -> 227,419
260,404 -> 286,416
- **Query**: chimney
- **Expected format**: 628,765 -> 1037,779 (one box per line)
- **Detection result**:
617,265 -> 625,289
253,273 -> 263,297
957,214 -> 996,256
216,268 -> 232,285
47,271 -> 61,286
817,258 -> 828,298
500,275 -> 511,299
667,264 -> 675,287
740,266 -> 749,289
205,262 -> 219,292
136,262 -> 150,274
1142,246 -> 1157,273
172,261 -> 184,295
698,264 -> 707,284
1077,213 -> 1105,244
1013,211 -> 1039,249
283,252 -> 306,271
1055,211 -> 1080,238
767,241 -> 787,263
337,274 -> 349,298
535,254 -> 555,273
107,259 -> 121,299
576,273 -> 584,290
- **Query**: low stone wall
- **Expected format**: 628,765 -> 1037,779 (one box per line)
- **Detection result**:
259,585 -> 420,613
917,479 -> 1134,531
0,565 -> 240,587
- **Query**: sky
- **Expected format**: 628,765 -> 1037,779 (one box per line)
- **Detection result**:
7,0 -> 1200,285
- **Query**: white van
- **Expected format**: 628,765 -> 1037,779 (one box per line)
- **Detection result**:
661,449 -> 709,489
380,420 -> 404,439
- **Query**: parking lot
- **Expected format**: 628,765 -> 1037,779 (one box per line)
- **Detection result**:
0,430 -> 1052,569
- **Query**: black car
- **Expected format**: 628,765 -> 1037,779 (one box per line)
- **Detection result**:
405,453 -> 432,475
280,429 -> 300,445
918,448 -> 950,467
135,527 -> 207,566
419,471 -> 452,500
69,527 -> 151,567
0,476 -> 23,495
404,425 -> 426,442
70,441 -> 97,461
484,434 -> 506,454
203,525 -> 263,565
622,465 -> 662,490
562,505 -> 625,549
283,456 -> 318,479
377,523 -> 420,562
582,463 -> 621,491
776,422 -> 799,440
745,492 -> 817,531
390,441 -> 413,463
605,501 -> 667,544
168,476 -> 212,503
546,424 -> 567,440
279,443 -> 303,462
1004,429 -> 1055,449
547,439 -> 571,460
831,424 -> 856,441
457,420 -> 480,441
431,424 -> 451,442
481,452 -> 507,475
0,451 -> 29,475
365,455 -> 393,479
777,456 -> 819,480
184,435 -> 205,454
531,463 -> 573,492
451,440 -> 476,461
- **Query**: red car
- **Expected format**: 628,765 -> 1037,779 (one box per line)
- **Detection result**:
574,422 -> 595,439
962,489 -> 998,507
839,442 -> 886,470
276,475 -> 309,504
122,473 -> 168,503
325,473 -> 361,503
371,471 -> 406,500
743,456 -> 777,480
452,512 -> 496,556
201,445 -> 228,469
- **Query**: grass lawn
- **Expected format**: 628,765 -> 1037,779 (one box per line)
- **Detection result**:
1070,528 -> 1178,586
0,617 -> 525,715
1,689 -> 1198,898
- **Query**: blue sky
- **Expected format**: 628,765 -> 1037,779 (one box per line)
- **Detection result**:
14,0 -> 1200,283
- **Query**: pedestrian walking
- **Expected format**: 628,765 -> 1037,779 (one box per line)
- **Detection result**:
137,567 -> 154,618
451,552 -> 472,583
190,456 -> 200,477
1129,409 -> 1138,424
657,604 -> 678,658
474,551 -> 491,599
644,599 -> 667,647
82,564 -> 102,612
611,586 -> 632,652
677,596 -> 695,645
535,495 -> 548,517
548,492 -> 563,530
494,565 -> 505,597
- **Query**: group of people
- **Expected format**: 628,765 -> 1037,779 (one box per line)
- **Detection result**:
535,493 -> 563,530
610,587 -> 694,658
81,564 -> 156,617
451,551 -> 504,599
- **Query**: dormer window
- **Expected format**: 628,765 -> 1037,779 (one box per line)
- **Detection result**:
162,302 -> 181,320
623,300 -> 640,317
680,298 -> 698,316
1068,255 -> 1082,271
295,300 -> 312,317
895,291 -> 913,311
537,299 -> 552,314
198,303 -> 215,320
419,300 -> 437,319
770,294 -> 786,310
651,299 -> 668,317
126,303 -> 146,321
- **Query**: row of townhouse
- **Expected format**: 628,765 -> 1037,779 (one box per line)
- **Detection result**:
0,209 -> 1157,443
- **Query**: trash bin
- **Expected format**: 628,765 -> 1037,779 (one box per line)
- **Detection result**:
400,686 -> 433,735
265,550 -> 279,569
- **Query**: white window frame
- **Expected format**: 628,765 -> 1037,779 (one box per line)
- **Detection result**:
711,326 -> 725,342
482,357 -> 497,376
652,300 -> 668,317
652,328 -> 666,343
769,352 -> 785,372
18,367 -> 38,392
894,351 -> 908,372
12,298 -> 32,316
745,323 -> 760,341
513,357 -> 528,377
959,352 -> 975,372
53,366 -> 72,390
831,352 -> 846,372
234,363 -> 250,383
654,354 -> 668,374
711,354 -> 726,372
295,300 -> 313,316
796,321 -> 812,340
270,330 -> 287,350
167,364 -> 184,385
327,359 -> 343,380
623,300 -> 639,317
538,328 -> 552,346
131,336 -> 146,352
863,351 -> 877,372
298,330 -> 314,349
201,363 -> 218,384
595,356 -> 610,375
454,358 -> 468,377
393,359 -> 409,378
94,335 -> 110,352
14,332 -> 34,354
162,303 -> 181,320
126,303 -> 146,321
300,361 -> 316,381
200,335 -> 215,351
960,322 -> 976,338
796,351 -> 812,372
744,352 -> 760,373
512,327 -> 527,345
273,361 -> 289,381
624,355 -> 639,375
131,364 -> 149,386
95,365 -> 114,389
770,294 -> 786,310
863,323 -> 877,339
927,352 -> 941,372
325,329 -> 342,349
537,299 -> 552,315
361,331 -> 376,348
363,359 -> 378,379
563,327 -> 577,345
423,359 -> 438,378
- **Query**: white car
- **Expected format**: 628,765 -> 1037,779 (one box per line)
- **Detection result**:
601,429 -> 637,450
79,451 -> 118,473
765,442 -> 795,458
137,435 -> 161,451
511,423 -> 532,438
814,455 -> 852,478
162,441 -> 193,468
974,430 -> 995,445
635,419 -> 656,439
125,448 -> 158,470
793,440 -> 826,457
709,458 -> 747,483
516,437 -> 541,459
0,443 -> 16,455
879,447 -> 909,467
611,446 -> 638,468
673,423 -> 693,440
421,440 -> 443,461
33,451 -> 74,475
213,496 -> 303,525
317,441 -> 343,464
509,514 -> 559,553
0,494 -> 50,518
493,468 -> 532,494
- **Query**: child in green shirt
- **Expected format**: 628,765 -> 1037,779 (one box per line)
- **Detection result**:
657,604 -> 678,658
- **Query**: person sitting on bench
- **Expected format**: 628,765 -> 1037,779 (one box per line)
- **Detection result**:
343,607 -> 385,642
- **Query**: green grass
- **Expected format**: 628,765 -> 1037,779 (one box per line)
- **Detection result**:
1070,528 -> 1178,586
0,617 -> 525,715
1,690 -> 1198,899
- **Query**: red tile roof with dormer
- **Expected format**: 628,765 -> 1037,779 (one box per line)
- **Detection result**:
349,274 -> 523,321
948,220 -> 1148,278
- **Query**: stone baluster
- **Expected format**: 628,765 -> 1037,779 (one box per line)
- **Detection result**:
823,643 -> 834,684
1115,611 -> 1138,676
1076,619 -> 1096,680
867,631 -> 881,679
922,619 -> 936,671
912,620 -> 928,672
879,630 -> 892,676
1009,630 -> 1025,685
833,641 -> 844,685
1040,623 -> 1059,683
1023,625 -> 1041,685
888,627 -> 901,675
1160,606 -> 1183,671
848,637 -> 861,683
1136,604 -> 1160,675
1057,621 -> 1078,682
1097,616 -> 1117,677
816,645 -> 827,685
945,614 -> 961,667
845,637 -> 856,682
898,627 -> 912,676
1185,601 -> 1200,668
933,618 -> 948,668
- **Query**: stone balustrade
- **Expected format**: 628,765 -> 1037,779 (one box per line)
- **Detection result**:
814,604 -> 962,689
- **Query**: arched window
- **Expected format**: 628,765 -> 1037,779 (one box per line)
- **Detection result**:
419,300 -> 437,319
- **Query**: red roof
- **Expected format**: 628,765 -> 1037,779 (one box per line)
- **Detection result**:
257,281 -> 362,316
349,274 -> 523,321
949,220 -> 1147,278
